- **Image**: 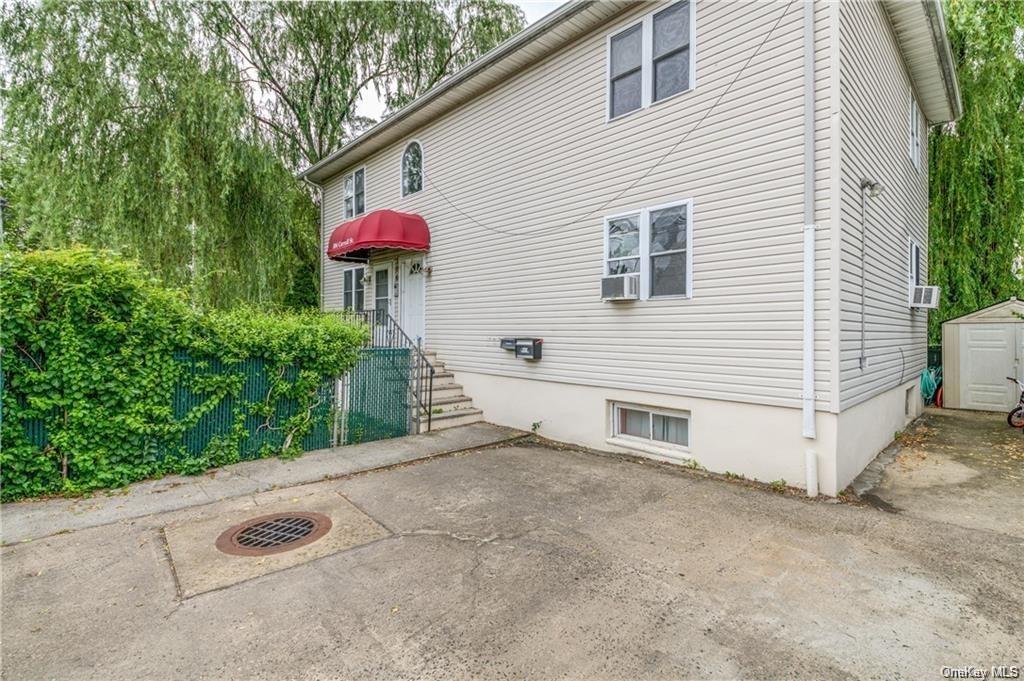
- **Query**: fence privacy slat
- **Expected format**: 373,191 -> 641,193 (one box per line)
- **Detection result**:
344,348 -> 411,445
12,348 -> 409,482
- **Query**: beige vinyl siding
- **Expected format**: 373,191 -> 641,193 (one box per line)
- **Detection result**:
322,0 -> 834,410
837,0 -> 929,409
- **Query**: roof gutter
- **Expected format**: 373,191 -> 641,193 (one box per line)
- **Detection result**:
297,0 -> 598,181
922,0 -> 963,121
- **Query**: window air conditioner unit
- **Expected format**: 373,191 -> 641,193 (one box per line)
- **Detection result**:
601,273 -> 640,301
909,285 -> 940,309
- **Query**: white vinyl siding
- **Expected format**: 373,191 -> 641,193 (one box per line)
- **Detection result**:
837,0 -> 929,409
322,0 -> 835,411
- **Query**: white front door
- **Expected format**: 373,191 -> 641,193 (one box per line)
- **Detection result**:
962,323 -> 1016,410
398,256 -> 426,344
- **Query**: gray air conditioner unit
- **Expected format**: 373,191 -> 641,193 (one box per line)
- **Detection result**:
601,273 -> 640,301
909,285 -> 940,309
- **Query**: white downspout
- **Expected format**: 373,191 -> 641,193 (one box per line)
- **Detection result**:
802,1 -> 819,494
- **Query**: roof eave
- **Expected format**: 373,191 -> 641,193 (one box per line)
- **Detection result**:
298,0 -> 625,184
882,0 -> 963,124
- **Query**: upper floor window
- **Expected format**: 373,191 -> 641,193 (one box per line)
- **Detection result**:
909,96 -> 922,170
608,1 -> 695,120
604,199 -> 692,299
402,141 -> 423,196
344,168 -> 365,219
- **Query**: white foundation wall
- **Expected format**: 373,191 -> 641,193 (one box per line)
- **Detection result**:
456,370 -> 842,496
834,377 -> 921,490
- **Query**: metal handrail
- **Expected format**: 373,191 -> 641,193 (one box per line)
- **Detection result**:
342,309 -> 435,434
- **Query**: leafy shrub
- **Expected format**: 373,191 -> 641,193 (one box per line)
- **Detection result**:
1,248 -> 367,501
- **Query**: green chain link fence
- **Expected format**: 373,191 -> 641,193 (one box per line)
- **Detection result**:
343,348 -> 411,445
11,347 -> 412,468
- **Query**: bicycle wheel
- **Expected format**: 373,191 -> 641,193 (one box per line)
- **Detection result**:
1008,407 -> 1024,428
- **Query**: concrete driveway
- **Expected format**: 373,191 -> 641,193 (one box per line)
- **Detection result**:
854,408 -> 1024,539
2,437 -> 1022,680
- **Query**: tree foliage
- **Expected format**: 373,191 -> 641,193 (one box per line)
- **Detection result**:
0,248 -> 368,501
203,1 -> 526,168
929,0 -> 1024,340
0,1 -> 525,308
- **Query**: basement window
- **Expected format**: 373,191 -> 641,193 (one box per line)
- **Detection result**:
612,403 -> 690,449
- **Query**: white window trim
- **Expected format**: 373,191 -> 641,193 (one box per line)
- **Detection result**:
603,198 -> 694,300
342,265 -> 366,311
606,0 -> 697,123
908,238 -> 923,287
400,139 -> 425,198
371,262 -> 394,314
909,95 -> 922,170
343,166 -> 367,219
608,401 -> 692,460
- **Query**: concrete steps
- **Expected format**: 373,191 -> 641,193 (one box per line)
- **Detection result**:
418,353 -> 483,432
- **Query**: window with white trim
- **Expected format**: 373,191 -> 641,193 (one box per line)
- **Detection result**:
402,142 -> 423,197
608,1 -> 695,120
613,403 -> 690,448
342,266 -> 365,311
344,168 -> 365,219
909,96 -> 922,170
604,199 -> 692,299
909,239 -> 923,287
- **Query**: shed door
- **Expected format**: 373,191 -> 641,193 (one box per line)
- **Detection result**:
961,323 -> 1016,410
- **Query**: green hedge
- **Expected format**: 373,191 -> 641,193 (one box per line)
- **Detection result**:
0,248 -> 368,501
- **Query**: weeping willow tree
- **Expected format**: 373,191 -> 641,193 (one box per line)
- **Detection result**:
929,0 -> 1024,341
0,0 -> 524,309
1,1 -> 318,309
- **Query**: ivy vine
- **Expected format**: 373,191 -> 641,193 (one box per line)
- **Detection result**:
0,248 -> 367,501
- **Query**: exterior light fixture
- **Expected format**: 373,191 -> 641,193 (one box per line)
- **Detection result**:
860,179 -> 884,198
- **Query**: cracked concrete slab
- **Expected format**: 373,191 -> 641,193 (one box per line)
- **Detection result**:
853,408 -> 1024,538
1,422 -> 525,545
164,489 -> 389,598
2,442 -> 1021,680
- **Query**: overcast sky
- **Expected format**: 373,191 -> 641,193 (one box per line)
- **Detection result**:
356,1 -> 564,119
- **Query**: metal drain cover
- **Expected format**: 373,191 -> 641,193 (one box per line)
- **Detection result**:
216,512 -> 332,556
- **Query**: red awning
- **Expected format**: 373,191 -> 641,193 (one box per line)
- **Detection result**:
326,209 -> 430,261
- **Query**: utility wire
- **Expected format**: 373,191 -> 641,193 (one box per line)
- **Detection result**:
422,0 -> 797,238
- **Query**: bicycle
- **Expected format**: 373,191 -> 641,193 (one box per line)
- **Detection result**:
1007,377 -> 1024,428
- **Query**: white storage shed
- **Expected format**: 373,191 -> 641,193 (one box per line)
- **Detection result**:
942,298 -> 1024,410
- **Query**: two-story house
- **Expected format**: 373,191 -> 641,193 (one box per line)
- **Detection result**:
299,0 -> 961,496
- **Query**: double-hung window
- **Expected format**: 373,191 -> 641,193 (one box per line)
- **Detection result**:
608,1 -> 695,119
909,96 -> 922,170
909,240 -> 923,287
342,266 -> 365,311
605,199 -> 692,299
344,168 -> 366,219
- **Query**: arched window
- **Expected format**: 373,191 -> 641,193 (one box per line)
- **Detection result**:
401,142 -> 423,197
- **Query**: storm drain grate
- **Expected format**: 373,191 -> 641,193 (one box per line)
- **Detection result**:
216,512 -> 332,557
